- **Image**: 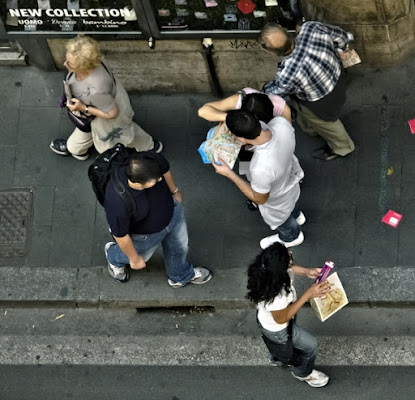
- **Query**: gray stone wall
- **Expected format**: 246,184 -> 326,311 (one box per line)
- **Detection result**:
49,37 -> 277,93
47,0 -> 415,93
303,0 -> 415,64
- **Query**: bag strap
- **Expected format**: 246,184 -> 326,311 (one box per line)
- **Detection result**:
238,89 -> 247,102
110,169 -> 137,217
101,62 -> 116,85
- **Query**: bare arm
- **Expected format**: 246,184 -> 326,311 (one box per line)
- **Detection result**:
281,104 -> 292,123
163,170 -> 182,203
291,265 -> 321,280
212,159 -> 269,204
67,98 -> 119,120
271,281 -> 330,324
198,94 -> 240,122
113,234 -> 146,270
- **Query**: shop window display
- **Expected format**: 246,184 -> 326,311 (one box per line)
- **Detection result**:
2,0 -> 140,32
151,0 -> 298,32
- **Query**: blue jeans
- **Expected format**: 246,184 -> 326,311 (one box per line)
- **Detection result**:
277,203 -> 301,242
260,321 -> 317,377
106,200 -> 195,284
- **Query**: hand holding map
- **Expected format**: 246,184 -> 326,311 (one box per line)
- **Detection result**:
198,124 -> 242,169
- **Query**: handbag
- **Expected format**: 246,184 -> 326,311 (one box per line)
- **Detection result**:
59,62 -> 114,132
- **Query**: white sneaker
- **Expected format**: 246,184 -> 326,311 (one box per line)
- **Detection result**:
269,358 -> 284,367
72,152 -> 89,161
105,242 -> 129,283
291,369 -> 329,388
260,231 -> 304,249
296,212 -> 306,226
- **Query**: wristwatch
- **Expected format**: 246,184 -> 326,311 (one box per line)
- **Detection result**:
85,105 -> 89,113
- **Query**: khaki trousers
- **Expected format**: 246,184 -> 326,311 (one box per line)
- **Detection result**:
293,101 -> 355,156
66,122 -> 153,156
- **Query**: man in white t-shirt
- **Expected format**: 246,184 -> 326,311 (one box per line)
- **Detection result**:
212,109 -> 305,248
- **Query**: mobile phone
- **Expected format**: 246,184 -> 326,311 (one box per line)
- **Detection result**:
315,260 -> 334,283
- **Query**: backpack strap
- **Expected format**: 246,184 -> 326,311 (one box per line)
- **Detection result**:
110,169 -> 137,217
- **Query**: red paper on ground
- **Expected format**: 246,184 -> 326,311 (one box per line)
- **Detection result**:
381,210 -> 402,228
408,118 -> 415,134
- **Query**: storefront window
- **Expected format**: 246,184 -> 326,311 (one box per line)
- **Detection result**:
2,0 -> 141,33
150,0 -> 297,32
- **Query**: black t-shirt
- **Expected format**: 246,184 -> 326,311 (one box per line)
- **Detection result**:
104,152 -> 174,237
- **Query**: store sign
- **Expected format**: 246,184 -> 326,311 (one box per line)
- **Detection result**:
2,1 -> 140,32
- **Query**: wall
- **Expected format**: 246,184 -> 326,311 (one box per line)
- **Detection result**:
47,0 -> 415,94
303,0 -> 415,65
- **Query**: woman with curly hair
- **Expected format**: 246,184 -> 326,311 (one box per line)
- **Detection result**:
50,35 -> 162,160
247,242 -> 330,387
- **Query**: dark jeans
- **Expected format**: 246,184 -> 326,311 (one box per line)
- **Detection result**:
276,203 -> 301,242
260,320 -> 317,377
106,200 -> 195,284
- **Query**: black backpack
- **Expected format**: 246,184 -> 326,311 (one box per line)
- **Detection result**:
88,144 -> 137,215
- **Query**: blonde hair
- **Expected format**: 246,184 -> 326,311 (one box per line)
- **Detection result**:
66,35 -> 102,70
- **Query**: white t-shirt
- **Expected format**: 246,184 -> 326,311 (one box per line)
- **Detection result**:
257,269 -> 297,332
250,117 -> 304,229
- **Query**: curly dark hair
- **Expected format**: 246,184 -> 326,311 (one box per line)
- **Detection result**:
246,242 -> 292,305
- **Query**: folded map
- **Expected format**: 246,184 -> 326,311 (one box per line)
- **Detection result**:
198,124 -> 242,169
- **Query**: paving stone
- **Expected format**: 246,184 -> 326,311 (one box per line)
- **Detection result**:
0,145 -> 16,188
26,224 -> 51,267
370,267 -> 415,302
99,267 -> 249,308
0,267 -> 77,302
20,69 -> 62,108
75,267 -> 101,305
91,206 -> 112,267
32,185 -> 55,227
305,224 -> 355,267
396,184 -> 415,266
0,70 -> 23,146
14,107 -> 60,186
0,189 -> 33,257
354,186 -> 400,266
49,224 -> 94,267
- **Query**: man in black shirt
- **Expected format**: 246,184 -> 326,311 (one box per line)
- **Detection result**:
104,152 -> 212,287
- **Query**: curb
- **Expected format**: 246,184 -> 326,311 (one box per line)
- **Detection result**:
0,266 -> 414,308
2,334 -> 414,366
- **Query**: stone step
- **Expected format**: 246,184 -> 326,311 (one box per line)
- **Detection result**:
0,307 -> 413,366
0,41 -> 26,65
0,266 -> 414,308
1,334 -> 414,366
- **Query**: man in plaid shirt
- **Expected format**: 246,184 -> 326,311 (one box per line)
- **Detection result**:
260,21 -> 355,161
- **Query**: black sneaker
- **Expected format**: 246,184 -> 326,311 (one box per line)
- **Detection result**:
50,139 -> 70,156
151,140 -> 163,153
312,145 -> 338,161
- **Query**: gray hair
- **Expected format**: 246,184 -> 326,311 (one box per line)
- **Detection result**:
258,22 -> 288,46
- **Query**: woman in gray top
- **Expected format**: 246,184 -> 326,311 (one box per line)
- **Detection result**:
50,35 -> 162,160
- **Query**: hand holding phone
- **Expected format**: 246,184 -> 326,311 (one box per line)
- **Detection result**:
315,260 -> 334,283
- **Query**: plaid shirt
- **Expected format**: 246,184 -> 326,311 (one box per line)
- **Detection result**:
263,21 -> 350,102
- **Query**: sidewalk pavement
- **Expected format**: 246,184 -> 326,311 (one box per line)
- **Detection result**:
0,61 -> 415,309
